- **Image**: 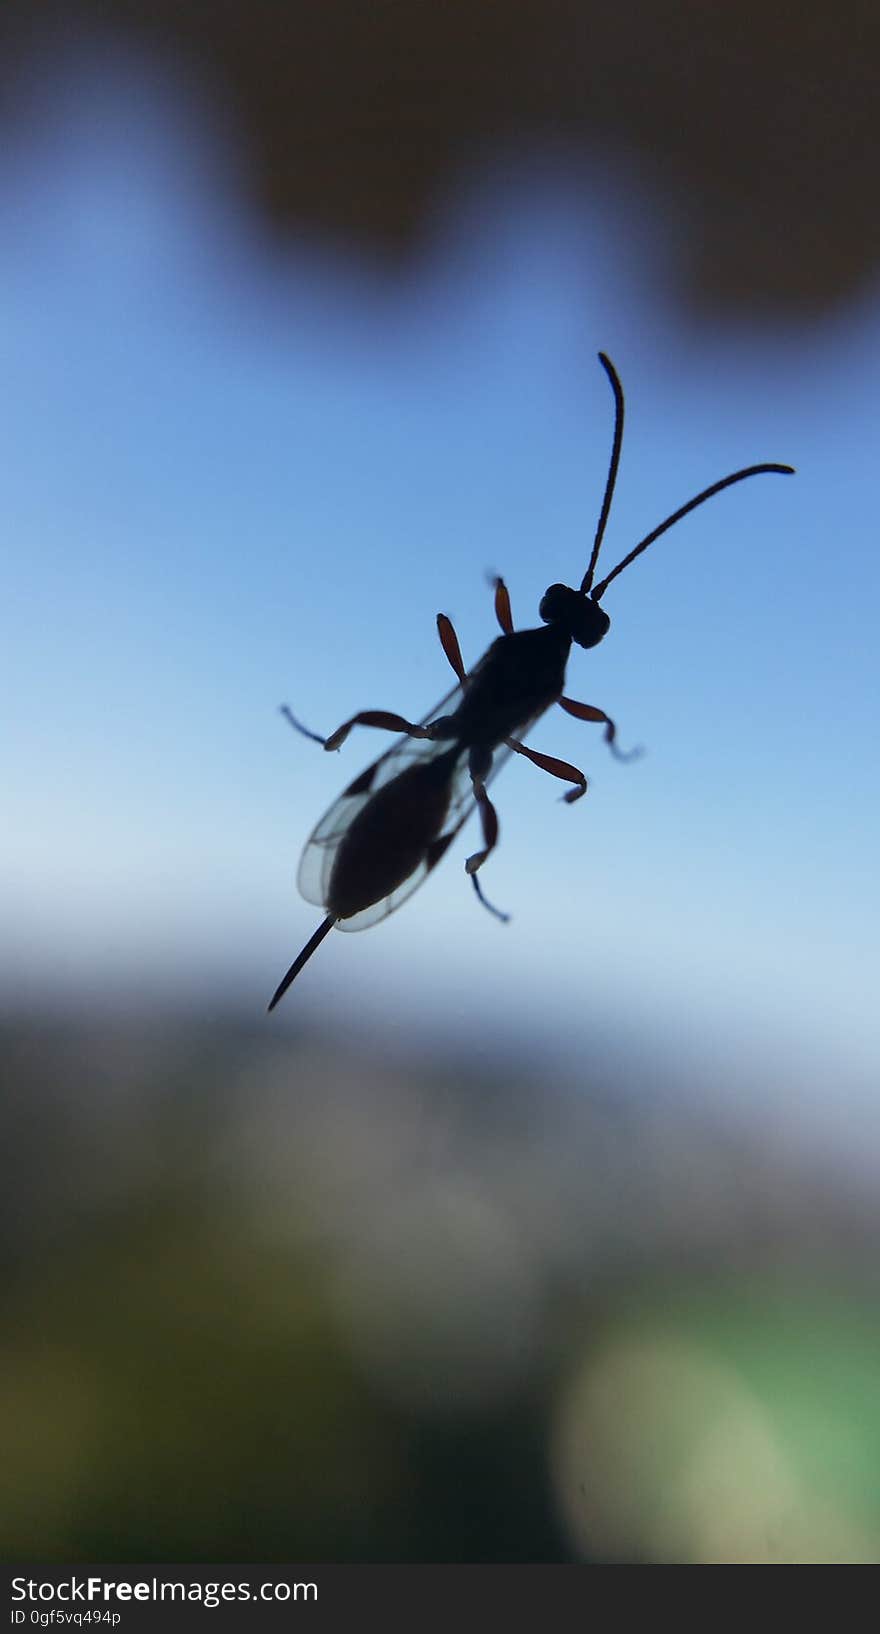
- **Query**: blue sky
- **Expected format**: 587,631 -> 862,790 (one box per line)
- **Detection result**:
2,44 -> 878,1168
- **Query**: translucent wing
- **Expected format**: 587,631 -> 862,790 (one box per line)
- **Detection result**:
296,672 -> 523,932
336,745 -> 487,931
297,678 -> 465,910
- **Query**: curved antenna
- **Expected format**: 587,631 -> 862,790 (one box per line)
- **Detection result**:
590,463 -> 795,603
580,353 -> 625,594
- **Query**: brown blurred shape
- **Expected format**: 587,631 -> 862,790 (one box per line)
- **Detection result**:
1,0 -> 877,313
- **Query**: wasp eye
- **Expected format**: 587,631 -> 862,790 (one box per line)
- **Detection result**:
539,584 -> 568,623
574,599 -> 610,649
539,583 -> 610,647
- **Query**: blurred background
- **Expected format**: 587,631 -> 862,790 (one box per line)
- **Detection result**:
2,1 -> 880,1564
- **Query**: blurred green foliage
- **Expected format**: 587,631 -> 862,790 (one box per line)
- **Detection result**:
3,1015 -> 880,1562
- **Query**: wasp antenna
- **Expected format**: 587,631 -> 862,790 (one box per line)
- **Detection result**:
267,914 -> 336,1011
580,352 -> 626,595
590,462 -> 795,602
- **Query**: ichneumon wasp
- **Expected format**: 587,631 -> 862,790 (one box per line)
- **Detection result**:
267,353 -> 792,1010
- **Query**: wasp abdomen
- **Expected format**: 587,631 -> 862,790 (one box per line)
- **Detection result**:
328,749 -> 459,920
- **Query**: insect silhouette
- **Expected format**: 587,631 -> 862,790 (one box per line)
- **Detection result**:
267,353 -> 793,1011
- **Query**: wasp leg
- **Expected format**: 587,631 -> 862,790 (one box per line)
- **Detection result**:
279,706 -> 327,745
505,736 -> 588,804
558,695 -> 642,761
470,869 -> 509,921
280,703 -> 432,753
492,575 -> 514,634
436,613 -> 467,682
437,580 -> 511,685
465,747 -> 510,922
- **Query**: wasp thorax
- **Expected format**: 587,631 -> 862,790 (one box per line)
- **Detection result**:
539,584 -> 611,649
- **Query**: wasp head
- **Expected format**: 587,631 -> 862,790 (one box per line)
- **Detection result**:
539,584 -> 610,648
